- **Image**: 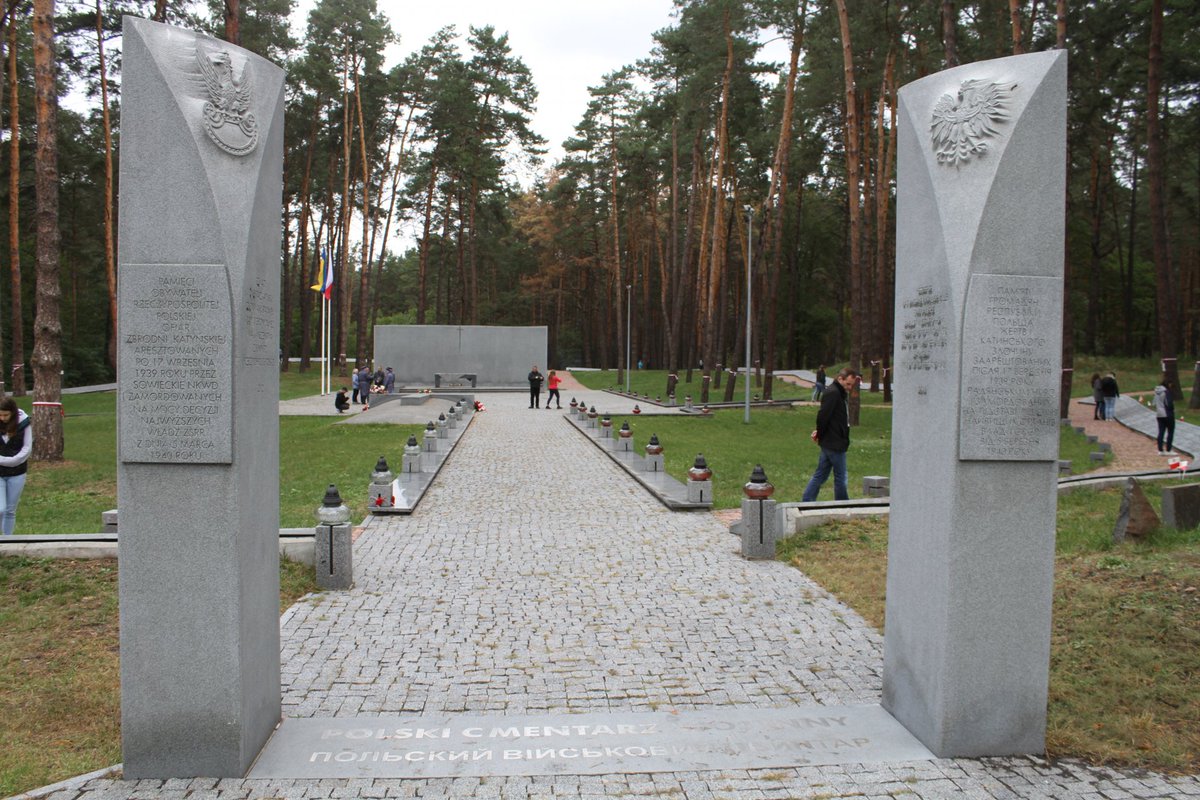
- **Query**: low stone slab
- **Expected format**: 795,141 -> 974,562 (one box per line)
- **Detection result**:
248,705 -> 933,779
1161,483 -> 1200,531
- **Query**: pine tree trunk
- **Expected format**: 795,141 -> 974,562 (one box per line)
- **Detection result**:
337,67 -> 354,376
7,20 -> 24,396
95,0 -> 117,373
1146,0 -> 1179,396
223,0 -> 239,46
834,0 -> 863,425
1008,0 -> 1025,55
353,71 -> 372,365
32,0 -> 63,460
942,0 -> 958,67
417,163 -> 439,324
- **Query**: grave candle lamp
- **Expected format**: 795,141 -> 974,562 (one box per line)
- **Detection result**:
317,483 -> 351,525
369,456 -> 395,508
740,465 -> 777,559
371,456 -> 394,485
743,465 -> 774,500
645,434 -> 663,456
688,454 -> 712,482
315,484 -> 353,590
403,436 -> 422,474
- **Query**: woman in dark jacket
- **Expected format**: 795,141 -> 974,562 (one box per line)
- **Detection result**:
0,397 -> 32,535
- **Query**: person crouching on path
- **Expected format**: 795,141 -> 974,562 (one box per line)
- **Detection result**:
546,370 -> 562,409
0,397 -> 32,535
801,368 -> 859,502
334,387 -> 350,413
528,365 -> 544,408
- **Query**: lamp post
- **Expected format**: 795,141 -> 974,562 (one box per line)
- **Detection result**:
625,283 -> 632,394
744,206 -> 753,424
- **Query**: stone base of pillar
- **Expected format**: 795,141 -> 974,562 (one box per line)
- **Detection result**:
740,497 -> 778,560
315,522 -> 353,589
687,480 -> 712,504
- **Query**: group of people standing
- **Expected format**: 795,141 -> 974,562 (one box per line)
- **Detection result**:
1090,372 -> 1121,421
335,365 -> 396,412
1090,369 -> 1180,456
527,365 -> 562,409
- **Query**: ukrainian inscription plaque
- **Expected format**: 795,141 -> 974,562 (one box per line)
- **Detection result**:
959,273 -> 1061,460
119,263 -> 232,463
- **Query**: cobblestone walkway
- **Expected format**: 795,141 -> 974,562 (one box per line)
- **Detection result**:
59,392 -> 1200,799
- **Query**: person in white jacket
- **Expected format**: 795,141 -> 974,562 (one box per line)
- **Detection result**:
0,397 -> 32,535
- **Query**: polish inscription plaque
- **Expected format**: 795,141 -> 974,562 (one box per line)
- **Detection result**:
119,263 -> 233,463
959,273 -> 1061,461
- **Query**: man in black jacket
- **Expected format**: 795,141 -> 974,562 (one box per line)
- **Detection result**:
528,365 -> 544,408
802,368 -> 859,501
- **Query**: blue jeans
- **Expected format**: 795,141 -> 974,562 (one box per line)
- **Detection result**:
0,473 -> 27,535
1103,397 -> 1116,419
802,448 -> 848,502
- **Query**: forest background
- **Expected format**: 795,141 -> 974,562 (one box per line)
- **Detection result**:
5,0 -> 1199,461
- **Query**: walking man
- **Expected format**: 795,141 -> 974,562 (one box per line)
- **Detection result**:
528,365 -> 544,408
801,368 -> 859,502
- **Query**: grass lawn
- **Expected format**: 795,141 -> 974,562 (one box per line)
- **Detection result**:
571,367 -> 825,403
0,556 -> 317,797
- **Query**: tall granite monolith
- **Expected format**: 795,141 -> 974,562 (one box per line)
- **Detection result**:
116,17 -> 285,778
883,50 -> 1066,757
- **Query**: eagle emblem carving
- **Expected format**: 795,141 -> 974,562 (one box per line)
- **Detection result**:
930,79 -> 1016,167
197,46 -> 258,156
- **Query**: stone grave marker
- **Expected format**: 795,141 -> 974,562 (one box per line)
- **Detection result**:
116,17 -> 285,778
883,50 -> 1066,758
1161,483 -> 1200,531
1113,478 -> 1159,542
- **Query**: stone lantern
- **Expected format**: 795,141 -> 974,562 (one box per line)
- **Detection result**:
645,433 -> 664,473
369,456 -> 395,509
740,465 -> 778,560
616,421 -> 634,453
315,484 -> 352,589
423,421 -> 438,453
436,413 -> 449,438
402,435 -> 422,474
687,454 -> 712,504
600,414 -> 613,439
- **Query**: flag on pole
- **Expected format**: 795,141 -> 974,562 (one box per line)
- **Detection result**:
310,250 -> 333,299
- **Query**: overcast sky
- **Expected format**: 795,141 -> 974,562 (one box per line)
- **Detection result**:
293,0 -> 681,167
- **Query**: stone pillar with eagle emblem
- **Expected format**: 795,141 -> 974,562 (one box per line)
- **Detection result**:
115,17 -> 284,778
882,50 -> 1066,758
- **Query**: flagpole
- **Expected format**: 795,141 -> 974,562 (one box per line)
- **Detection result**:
323,296 -> 330,395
